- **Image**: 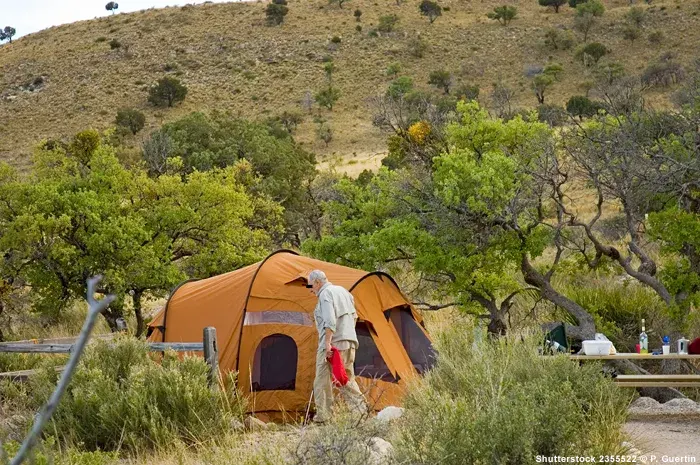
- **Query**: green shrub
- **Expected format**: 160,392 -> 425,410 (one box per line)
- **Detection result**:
266,2 -> 289,25
396,325 -> 631,463
574,42 -> 608,64
115,108 -> 145,135
568,0 -> 587,7
622,25 -> 641,42
147,76 -> 188,107
386,76 -> 414,98
386,61 -> 402,77
641,60 -> 685,87
544,27 -> 575,50
625,6 -> 646,26
331,35 -> 341,44
315,86 -> 341,110
487,5 -> 517,25
566,95 -> 602,119
355,24 -> 362,32
95,37 -> 107,43
454,83 -> 480,101
28,337 -> 246,453
539,0 -> 567,13
108,38 -> 121,49
428,69 -> 452,94
419,0 -> 443,23
378,14 -> 399,33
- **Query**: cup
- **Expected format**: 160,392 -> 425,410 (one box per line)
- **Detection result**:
635,344 -> 640,354
662,345 -> 670,355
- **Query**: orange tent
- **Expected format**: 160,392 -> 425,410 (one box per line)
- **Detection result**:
147,250 -> 435,415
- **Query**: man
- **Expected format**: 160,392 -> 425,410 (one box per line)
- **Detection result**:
308,269 -> 367,423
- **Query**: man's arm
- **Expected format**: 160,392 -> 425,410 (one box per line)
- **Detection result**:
320,294 -> 336,358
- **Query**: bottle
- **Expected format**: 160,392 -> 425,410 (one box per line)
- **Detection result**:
662,336 -> 670,355
639,319 -> 648,354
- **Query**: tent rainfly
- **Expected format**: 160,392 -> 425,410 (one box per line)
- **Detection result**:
147,250 -> 435,415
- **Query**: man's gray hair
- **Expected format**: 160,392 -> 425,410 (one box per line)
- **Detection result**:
308,270 -> 328,285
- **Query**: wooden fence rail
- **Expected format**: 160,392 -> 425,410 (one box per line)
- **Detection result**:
0,327 -> 218,386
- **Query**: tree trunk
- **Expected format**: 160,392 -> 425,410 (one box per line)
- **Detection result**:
521,255 -> 596,341
133,290 -> 145,338
102,299 -> 124,333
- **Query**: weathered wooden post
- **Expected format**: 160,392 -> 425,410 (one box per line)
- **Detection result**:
203,326 -> 218,389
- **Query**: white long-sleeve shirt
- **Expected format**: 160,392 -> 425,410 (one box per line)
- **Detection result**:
314,282 -> 359,351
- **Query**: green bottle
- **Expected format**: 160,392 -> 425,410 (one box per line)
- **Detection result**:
639,318 -> 648,354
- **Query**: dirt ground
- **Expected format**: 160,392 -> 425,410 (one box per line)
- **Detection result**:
625,419 -> 700,459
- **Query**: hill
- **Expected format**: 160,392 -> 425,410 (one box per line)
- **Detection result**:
0,0 -> 699,169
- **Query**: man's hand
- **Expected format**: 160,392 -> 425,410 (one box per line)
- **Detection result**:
325,341 -> 333,360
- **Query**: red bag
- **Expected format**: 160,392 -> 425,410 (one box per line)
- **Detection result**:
689,338 -> 700,355
328,347 -> 349,387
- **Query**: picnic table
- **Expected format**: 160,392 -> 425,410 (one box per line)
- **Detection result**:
571,353 -> 700,387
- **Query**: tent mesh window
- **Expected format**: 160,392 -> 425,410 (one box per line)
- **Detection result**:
252,334 -> 298,391
354,323 -> 397,382
386,307 -> 436,374
244,311 -> 313,327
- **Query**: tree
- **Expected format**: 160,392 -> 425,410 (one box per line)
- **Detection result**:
148,76 -> 188,107
0,135 -> 281,335
407,36 -> 428,58
563,108 -> 700,329
387,76 -> 415,99
544,28 -> 575,50
565,95 -> 600,119
574,42 -> 608,64
532,74 -> 554,104
539,0 -> 567,13
354,9 -> 362,21
316,123 -> 333,147
568,0 -> 587,7
1,26 -> 16,43
454,83 -> 480,101
266,1 -> 289,25
105,2 -> 119,14
329,0 -> 349,8
420,0 -> 443,23
625,6 -> 646,27
574,0 -> 604,41
315,87 -> 341,110
304,101 -> 597,339
386,62 -> 402,77
429,69 -> 452,94
487,6 -> 517,26
115,108 -> 146,135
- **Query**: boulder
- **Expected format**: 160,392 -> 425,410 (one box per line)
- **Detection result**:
376,406 -> 404,422
244,415 -> 270,431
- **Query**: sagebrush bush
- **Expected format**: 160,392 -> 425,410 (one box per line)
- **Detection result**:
28,337 -> 246,453
395,324 -> 631,464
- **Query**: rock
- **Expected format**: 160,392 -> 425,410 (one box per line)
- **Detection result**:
660,398 -> 700,415
366,437 -> 394,465
630,396 -> 661,409
244,415 -> 269,431
376,406 -> 404,422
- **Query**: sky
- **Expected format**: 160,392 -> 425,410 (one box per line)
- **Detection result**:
1,0 -> 238,38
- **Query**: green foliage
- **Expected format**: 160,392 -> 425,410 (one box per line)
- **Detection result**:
539,0 -> 567,13
575,42 -> 608,64
147,76 -> 188,107
316,122 -> 333,146
108,38 -> 121,49
28,338 -> 246,452
428,69 -> 452,94
487,5 -> 518,26
594,62 -> 626,85
0,133 -> 280,327
566,95 -> 601,118
396,324 -> 631,463
386,62 -> 402,77
532,74 -> 555,104
454,83 -> 480,101
265,2 -> 289,25
315,86 -> 341,110
331,36 -> 341,44
419,0 -> 443,23
544,27 -> 575,50
387,76 -> 414,99
115,108 -> 145,135
0,27 -> 17,43
576,0 -> 604,17
625,6 -> 646,26
377,15 -> 399,33
105,1 -> 119,14
568,0 -> 587,8
641,59 -> 686,87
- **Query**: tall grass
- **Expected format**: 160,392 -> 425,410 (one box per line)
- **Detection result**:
25,337 -> 246,454
395,322 -> 632,464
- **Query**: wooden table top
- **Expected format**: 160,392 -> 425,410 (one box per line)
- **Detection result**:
569,353 -> 700,360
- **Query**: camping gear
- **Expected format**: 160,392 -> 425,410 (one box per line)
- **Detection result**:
582,340 -> 613,355
328,347 -> 349,387
678,337 -> 690,355
147,250 -> 435,415
663,336 -> 670,355
544,324 -> 569,353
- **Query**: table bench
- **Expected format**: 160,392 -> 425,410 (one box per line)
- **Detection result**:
569,353 -> 700,388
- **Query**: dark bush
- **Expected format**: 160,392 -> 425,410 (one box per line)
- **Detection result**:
419,0 -> 443,23
574,42 -> 608,64
454,83 -> 480,101
378,14 -> 399,32
354,8 -> 362,21
566,95 -> 601,118
544,28 -> 575,50
407,36 -> 428,58
539,0 -> 567,13
537,104 -> 567,126
642,60 -> 685,87
108,38 -> 121,49
266,2 -> 289,25
428,69 -> 452,94
331,36 -> 341,44
115,108 -> 146,135
147,76 -> 188,107
487,5 -> 517,25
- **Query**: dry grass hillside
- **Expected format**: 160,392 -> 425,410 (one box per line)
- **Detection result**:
1,0 -> 699,169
